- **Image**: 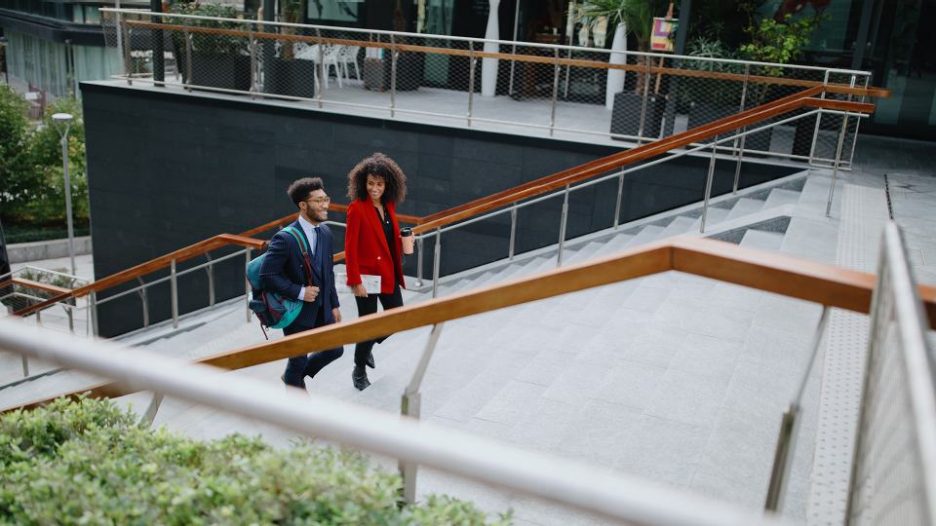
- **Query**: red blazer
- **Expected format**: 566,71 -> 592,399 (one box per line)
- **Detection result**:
345,199 -> 405,294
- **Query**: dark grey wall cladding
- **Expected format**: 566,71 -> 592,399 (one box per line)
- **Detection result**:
82,83 -> 796,336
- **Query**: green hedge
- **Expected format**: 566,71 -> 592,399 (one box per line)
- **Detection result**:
4,225 -> 90,244
0,397 -> 512,525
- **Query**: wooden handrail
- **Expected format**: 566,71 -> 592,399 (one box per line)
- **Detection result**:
8,236 -> 935,412
4,278 -> 73,296
125,19 -> 889,99
9,82 -> 882,320
415,87 -> 844,233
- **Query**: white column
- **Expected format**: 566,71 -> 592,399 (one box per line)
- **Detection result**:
605,22 -> 627,109
481,0 -> 500,97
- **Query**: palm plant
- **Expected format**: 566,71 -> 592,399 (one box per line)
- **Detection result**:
578,0 -> 655,52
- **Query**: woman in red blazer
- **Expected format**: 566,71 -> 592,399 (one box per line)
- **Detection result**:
345,153 -> 408,391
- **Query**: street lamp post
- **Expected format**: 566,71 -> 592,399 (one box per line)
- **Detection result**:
52,112 -> 76,276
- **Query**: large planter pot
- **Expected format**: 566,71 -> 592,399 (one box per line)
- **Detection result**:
190,53 -> 251,92
266,57 -> 316,99
363,51 -> 424,92
611,91 -> 666,139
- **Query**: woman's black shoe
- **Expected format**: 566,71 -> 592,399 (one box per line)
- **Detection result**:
352,365 -> 371,391
366,352 -> 375,369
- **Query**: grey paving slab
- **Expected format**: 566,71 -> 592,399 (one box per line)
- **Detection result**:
724,197 -> 766,222
740,229 -> 785,251
644,368 -> 728,427
763,187 -> 805,209
615,414 -> 709,489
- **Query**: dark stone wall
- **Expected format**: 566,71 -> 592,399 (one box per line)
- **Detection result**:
82,82 -> 795,336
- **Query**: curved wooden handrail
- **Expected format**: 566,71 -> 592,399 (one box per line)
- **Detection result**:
9,82 -> 882,321
413,87 -> 867,234
8,236 -> 935,412
125,19 -> 889,99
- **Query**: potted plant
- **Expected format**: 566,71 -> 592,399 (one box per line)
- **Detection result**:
681,37 -> 745,134
172,2 -> 252,92
266,0 -> 316,98
579,0 -> 669,139
738,6 -> 821,153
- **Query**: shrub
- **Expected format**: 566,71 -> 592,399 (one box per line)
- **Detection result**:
0,93 -> 89,235
0,397 -> 512,525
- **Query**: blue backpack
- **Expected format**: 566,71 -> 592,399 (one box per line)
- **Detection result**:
246,225 -> 313,332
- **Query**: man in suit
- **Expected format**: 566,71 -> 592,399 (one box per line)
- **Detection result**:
260,177 -> 343,390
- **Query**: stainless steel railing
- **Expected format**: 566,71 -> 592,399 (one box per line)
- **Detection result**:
99,8 -> 870,168
410,107 -> 867,295
847,222 -> 936,525
0,316 -> 792,526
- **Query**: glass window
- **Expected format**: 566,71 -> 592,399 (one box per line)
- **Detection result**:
307,0 -> 361,23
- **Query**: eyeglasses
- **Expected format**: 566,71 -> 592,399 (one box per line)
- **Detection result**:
306,196 -> 331,205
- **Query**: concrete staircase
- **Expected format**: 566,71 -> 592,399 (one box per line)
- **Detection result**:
1,170 -> 848,525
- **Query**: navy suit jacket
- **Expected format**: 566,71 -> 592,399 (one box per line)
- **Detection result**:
259,220 -> 340,331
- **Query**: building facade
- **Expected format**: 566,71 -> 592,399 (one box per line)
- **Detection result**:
0,0 -> 140,99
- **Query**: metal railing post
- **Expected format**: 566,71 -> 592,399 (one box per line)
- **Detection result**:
170,258 -> 179,329
431,229 -> 441,298
35,309 -> 41,326
389,34 -> 397,118
248,30 -> 258,97
732,65 -> 751,195
825,111 -> 850,218
139,277 -> 150,328
467,41 -> 476,127
206,256 -> 216,307
89,291 -> 99,337
115,10 -> 125,76
245,249 -> 252,323
700,136 -> 718,233
399,322 -> 445,504
140,393 -> 164,427
415,237 -> 424,288
808,70 -> 831,166
316,29 -> 324,108
549,48 -> 560,136
121,22 -> 133,85
508,204 -> 518,260
765,306 -> 829,511
557,185 -> 570,267
21,355 -> 29,377
613,169 -> 625,229
65,305 -> 74,333
846,75 -> 863,168
636,58 -> 651,144
732,131 -> 747,195
184,31 -> 193,91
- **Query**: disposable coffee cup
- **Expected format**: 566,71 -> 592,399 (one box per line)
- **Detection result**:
400,227 -> 414,255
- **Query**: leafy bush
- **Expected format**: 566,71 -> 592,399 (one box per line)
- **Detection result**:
0,397 -> 512,525
0,91 -> 89,238
0,86 -> 34,214
170,2 -> 250,56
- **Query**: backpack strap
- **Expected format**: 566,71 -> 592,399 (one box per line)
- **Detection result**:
281,225 -> 315,287
282,225 -> 309,255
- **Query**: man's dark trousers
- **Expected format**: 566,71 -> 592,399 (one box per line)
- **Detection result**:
282,308 -> 343,387
260,221 -> 343,389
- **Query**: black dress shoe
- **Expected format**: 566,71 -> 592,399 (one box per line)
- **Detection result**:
365,351 -> 375,369
281,374 -> 306,390
352,365 -> 371,391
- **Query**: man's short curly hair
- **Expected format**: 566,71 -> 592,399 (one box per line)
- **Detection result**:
287,177 -> 324,208
347,153 -> 407,204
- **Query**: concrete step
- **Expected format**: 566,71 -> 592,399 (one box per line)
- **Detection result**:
657,216 -> 698,238
762,188 -> 801,209
724,197 -> 766,222
739,230 -> 785,251
563,240 -> 606,265
690,207 -> 731,232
